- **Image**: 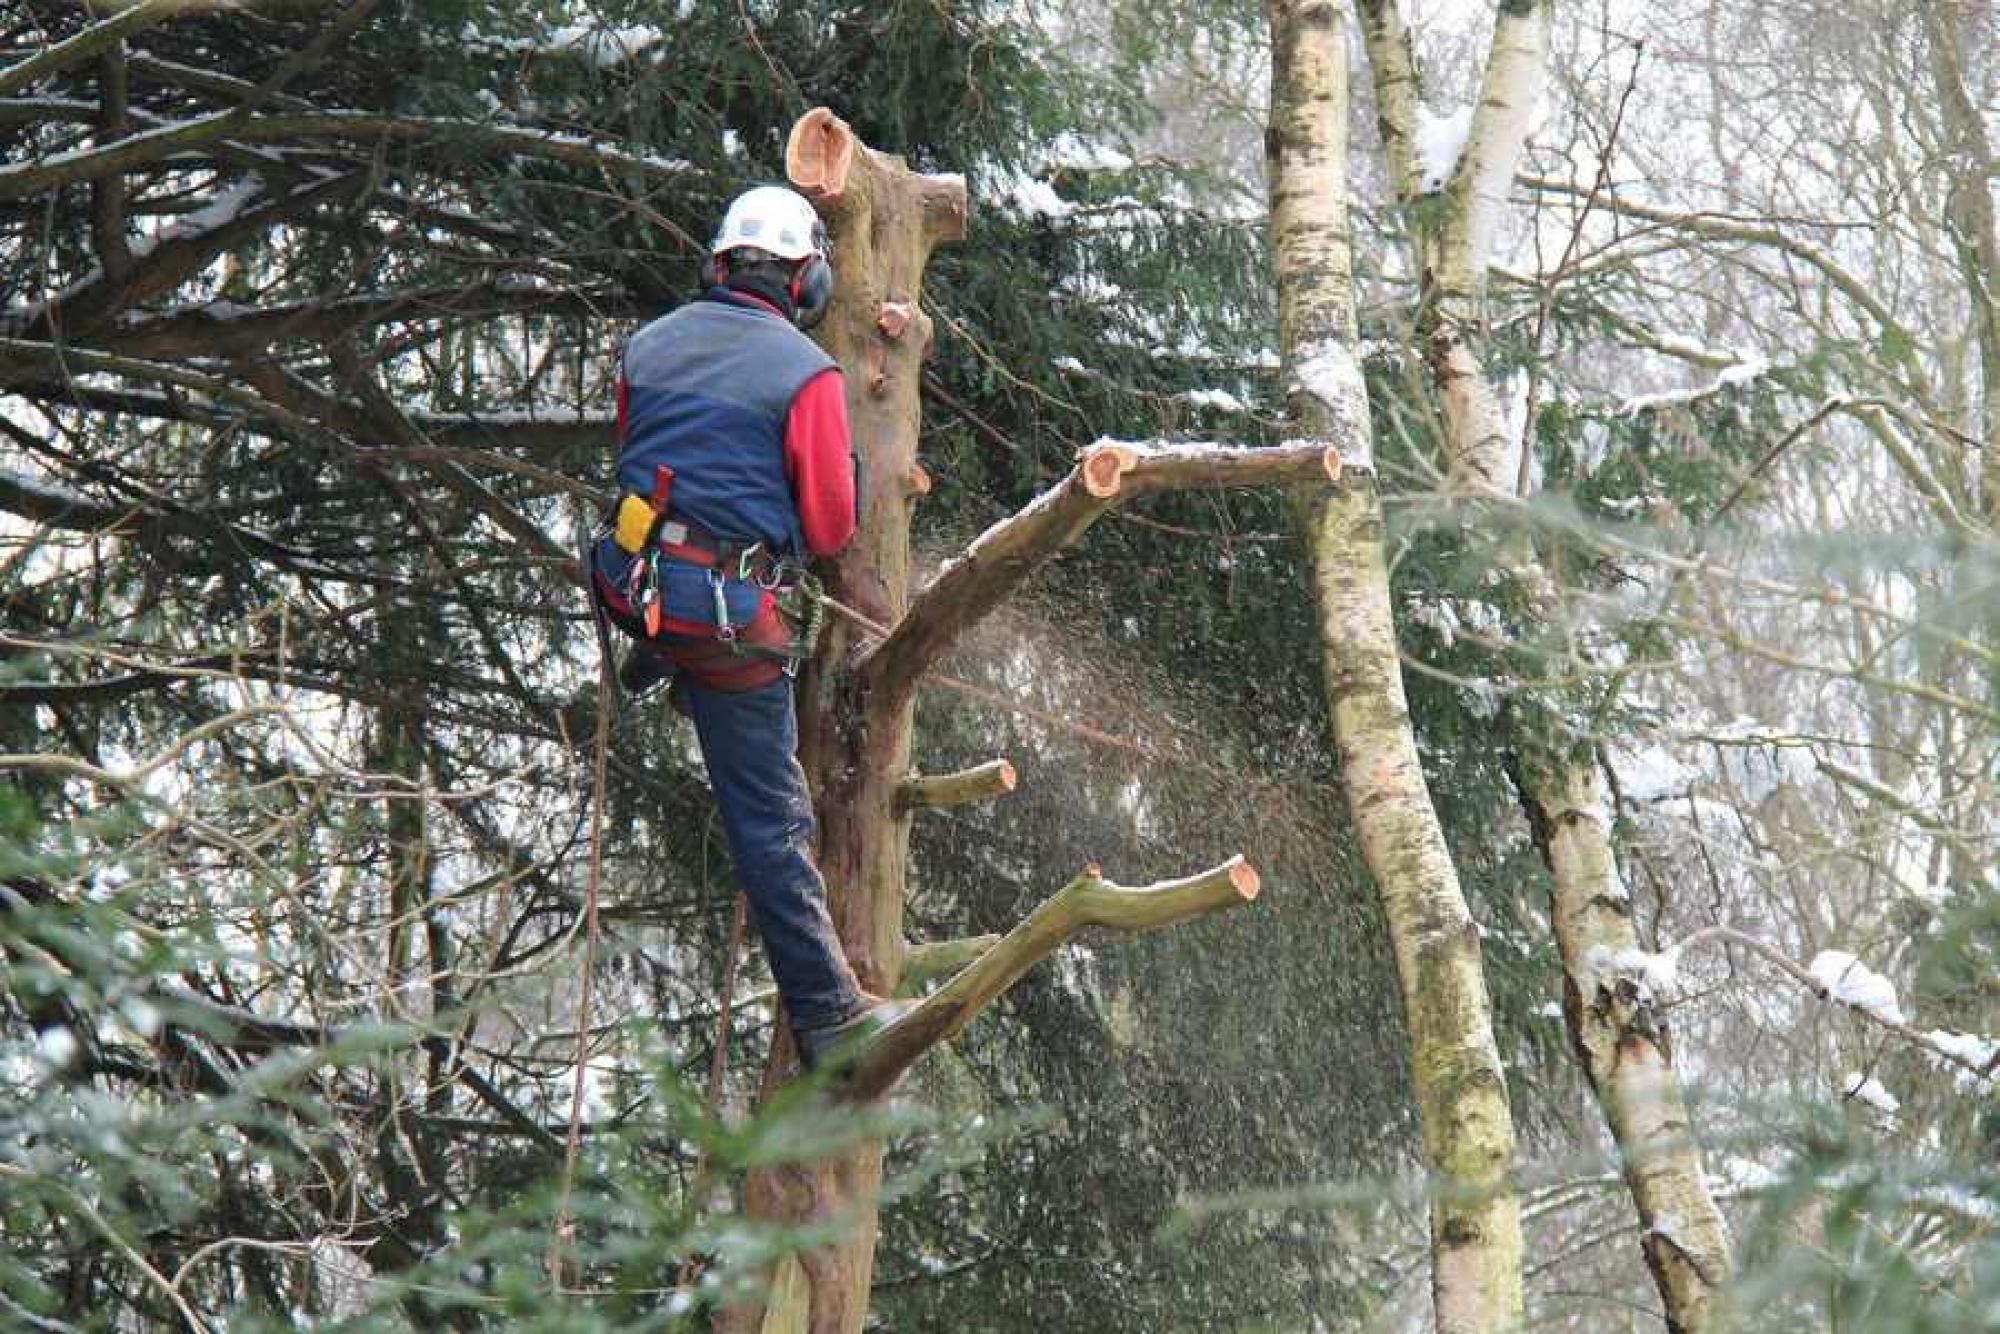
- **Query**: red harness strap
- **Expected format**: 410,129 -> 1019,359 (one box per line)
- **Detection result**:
593,568 -> 789,692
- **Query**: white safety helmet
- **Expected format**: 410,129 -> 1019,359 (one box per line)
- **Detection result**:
704,185 -> 833,329
709,185 -> 825,261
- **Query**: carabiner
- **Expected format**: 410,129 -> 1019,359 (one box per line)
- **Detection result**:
709,567 -> 737,643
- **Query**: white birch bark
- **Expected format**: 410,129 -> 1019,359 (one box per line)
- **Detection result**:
1268,5 -> 1525,1331
1358,0 -> 1549,492
1519,758 -> 1732,1333
1352,6 -> 1734,1328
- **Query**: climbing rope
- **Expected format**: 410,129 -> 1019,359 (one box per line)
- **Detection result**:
676,888 -> 749,1292
548,661 -> 607,1289
550,533 -> 617,1291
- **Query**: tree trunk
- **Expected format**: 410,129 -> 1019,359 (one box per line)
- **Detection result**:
1517,757 -> 1731,1334
715,111 -> 967,1334
1351,3 -> 1735,1325
1920,4 -> 2000,524
1266,6 -> 1526,1332
716,110 -> 1279,1334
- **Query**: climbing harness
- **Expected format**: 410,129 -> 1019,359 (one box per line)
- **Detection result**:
595,471 -> 827,681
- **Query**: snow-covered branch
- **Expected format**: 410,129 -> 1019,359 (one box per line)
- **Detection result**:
858,439 -> 1338,707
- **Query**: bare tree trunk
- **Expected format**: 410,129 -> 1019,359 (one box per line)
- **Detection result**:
719,113 -> 968,1334
1517,757 -> 1731,1333
1358,0 -> 1549,493
1267,6 -> 1525,1332
718,110 -> 1280,1334
1352,4 -> 1734,1326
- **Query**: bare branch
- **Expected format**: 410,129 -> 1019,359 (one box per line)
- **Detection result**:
1677,927 -> 1999,1086
894,759 -> 1016,814
838,858 -> 1261,1100
858,439 -> 1338,707
0,0 -> 231,100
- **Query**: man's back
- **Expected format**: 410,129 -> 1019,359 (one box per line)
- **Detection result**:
618,295 -> 835,551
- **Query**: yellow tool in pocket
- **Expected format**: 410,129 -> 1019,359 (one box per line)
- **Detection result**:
614,494 -> 657,554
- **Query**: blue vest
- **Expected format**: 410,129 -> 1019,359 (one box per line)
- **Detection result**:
617,291 -> 835,552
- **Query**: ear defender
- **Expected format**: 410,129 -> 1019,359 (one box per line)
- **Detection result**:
792,254 -> 832,330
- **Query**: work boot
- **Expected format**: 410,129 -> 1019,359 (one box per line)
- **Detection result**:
617,646 -> 672,702
795,994 -> 914,1072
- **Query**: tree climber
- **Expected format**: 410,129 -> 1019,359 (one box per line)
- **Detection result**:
589,185 -> 902,1070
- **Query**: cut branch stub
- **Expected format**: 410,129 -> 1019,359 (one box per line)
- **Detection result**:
895,758 -> 1017,814
877,301 -> 915,339
834,856 -> 1260,1101
859,437 -> 1345,711
1080,442 -> 1141,498
785,107 -> 856,200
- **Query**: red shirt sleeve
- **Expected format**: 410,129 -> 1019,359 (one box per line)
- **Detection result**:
784,367 -> 856,558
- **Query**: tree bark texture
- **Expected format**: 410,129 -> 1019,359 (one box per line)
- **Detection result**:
1519,758 -> 1731,1334
719,112 -> 966,1334
1357,0 -> 1550,493
1351,6 -> 1734,1325
1267,6 -> 1526,1333
719,110 -> 1272,1334
1921,4 -> 2000,525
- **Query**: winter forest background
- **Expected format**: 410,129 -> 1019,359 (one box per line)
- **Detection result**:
3,1 -> 1997,1331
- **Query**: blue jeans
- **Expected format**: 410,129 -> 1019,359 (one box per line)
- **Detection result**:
680,673 -> 866,1038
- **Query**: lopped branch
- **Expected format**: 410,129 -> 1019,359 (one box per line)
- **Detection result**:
836,857 -> 1260,1101
859,439 -> 1338,707
894,758 -> 1016,814
895,935 -> 1002,997
787,105 -> 967,248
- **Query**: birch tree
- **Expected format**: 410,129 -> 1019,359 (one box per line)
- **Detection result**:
1267,4 -> 1525,1330
1350,4 -> 1733,1328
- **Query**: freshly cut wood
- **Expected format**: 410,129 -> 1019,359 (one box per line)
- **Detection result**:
785,107 -> 857,199
1080,442 -> 1140,497
895,759 -> 1017,813
861,439 -> 1338,710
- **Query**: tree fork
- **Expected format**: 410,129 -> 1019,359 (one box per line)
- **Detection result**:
1267,3 -> 1526,1330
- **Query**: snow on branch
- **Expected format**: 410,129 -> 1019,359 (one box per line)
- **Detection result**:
858,439 -> 1338,706
0,0 -> 228,100
0,109 -> 699,203
1806,950 -> 1905,1025
1679,927 -> 1999,1088
1616,356 -> 1771,416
